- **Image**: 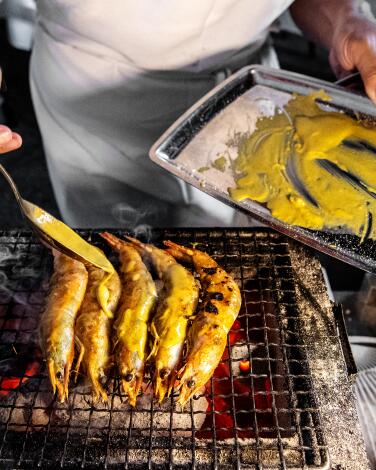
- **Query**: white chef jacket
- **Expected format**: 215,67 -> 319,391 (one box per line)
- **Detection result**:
30,0 -> 293,228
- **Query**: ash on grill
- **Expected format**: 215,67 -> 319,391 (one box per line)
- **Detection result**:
0,229 -> 334,468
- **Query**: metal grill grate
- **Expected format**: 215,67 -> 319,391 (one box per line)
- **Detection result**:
0,228 -> 329,469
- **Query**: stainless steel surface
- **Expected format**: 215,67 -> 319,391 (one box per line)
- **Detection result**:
150,65 -> 376,275
354,367 -> 376,469
350,336 -> 376,469
351,336 -> 376,371
288,242 -> 369,469
0,163 -> 111,271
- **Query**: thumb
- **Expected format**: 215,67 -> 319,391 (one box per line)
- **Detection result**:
339,28 -> 376,102
354,54 -> 376,103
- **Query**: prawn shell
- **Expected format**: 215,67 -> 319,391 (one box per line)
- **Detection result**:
75,263 -> 121,402
126,237 -> 199,403
101,233 -> 157,407
40,251 -> 88,402
164,241 -> 241,406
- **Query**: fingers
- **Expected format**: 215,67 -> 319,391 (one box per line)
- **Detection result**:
351,39 -> 376,103
0,125 -> 12,145
0,125 -> 22,154
331,16 -> 376,103
329,49 -> 353,79
362,72 -> 376,104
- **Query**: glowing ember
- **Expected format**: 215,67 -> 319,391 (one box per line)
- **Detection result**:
0,346 -> 42,398
239,359 -> 250,373
197,316 -> 274,440
0,361 -> 40,397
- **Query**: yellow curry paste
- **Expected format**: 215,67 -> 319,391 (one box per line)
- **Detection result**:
229,91 -> 376,240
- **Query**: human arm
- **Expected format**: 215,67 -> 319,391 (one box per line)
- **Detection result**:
290,0 -> 376,102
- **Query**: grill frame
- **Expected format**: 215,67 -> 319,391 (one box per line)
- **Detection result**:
0,228 -> 367,469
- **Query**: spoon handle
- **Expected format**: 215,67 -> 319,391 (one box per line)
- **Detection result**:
0,163 -> 25,210
335,72 -> 366,96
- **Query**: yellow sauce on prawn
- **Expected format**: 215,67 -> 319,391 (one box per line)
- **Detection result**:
164,241 -> 241,406
101,232 -> 157,407
75,264 -> 121,402
97,272 -> 117,318
125,236 -> 199,403
229,91 -> 376,240
40,251 -> 88,401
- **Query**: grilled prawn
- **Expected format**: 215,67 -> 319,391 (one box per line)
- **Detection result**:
40,251 -> 88,402
75,261 -> 121,402
101,233 -> 157,406
126,236 -> 199,403
164,241 -> 241,406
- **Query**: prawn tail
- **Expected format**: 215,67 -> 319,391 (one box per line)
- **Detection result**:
163,241 -> 193,264
100,232 -> 127,251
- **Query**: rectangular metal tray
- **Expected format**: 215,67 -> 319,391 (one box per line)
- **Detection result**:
150,65 -> 376,274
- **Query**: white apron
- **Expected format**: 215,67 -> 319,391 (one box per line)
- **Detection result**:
30,0 -> 293,228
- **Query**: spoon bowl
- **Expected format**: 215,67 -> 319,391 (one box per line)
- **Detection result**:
0,163 -> 113,273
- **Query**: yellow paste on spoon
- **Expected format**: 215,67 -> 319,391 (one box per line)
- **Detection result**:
229,91 -> 376,240
26,204 -> 115,314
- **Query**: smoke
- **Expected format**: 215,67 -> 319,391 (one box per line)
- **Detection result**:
0,244 -> 47,307
111,203 -> 161,241
133,224 -> 153,241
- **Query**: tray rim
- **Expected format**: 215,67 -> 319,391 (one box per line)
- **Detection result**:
149,65 -> 376,275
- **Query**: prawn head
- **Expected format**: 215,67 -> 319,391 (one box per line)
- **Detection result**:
47,356 -> 72,402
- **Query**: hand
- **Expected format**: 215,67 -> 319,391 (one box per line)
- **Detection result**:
329,12 -> 376,103
0,125 -> 22,154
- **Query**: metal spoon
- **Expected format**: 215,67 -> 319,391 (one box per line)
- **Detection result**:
0,163 -> 114,273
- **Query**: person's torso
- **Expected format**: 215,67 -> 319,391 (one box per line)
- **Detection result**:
36,0 -> 293,71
